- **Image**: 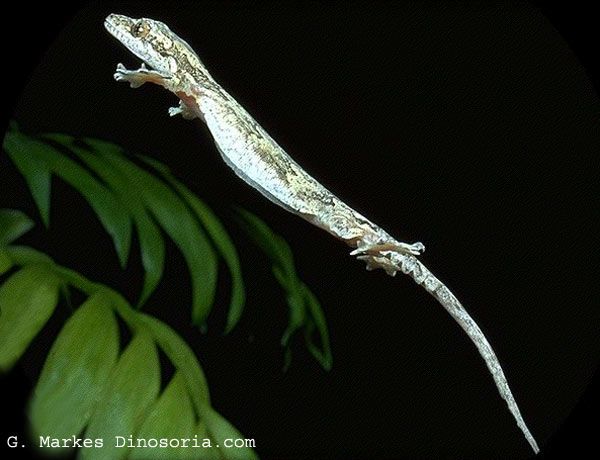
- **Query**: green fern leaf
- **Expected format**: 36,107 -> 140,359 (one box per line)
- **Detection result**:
29,292 -> 119,440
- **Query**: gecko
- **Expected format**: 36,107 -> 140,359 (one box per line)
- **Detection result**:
104,14 -> 539,454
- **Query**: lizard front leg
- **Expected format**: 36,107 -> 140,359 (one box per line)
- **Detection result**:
113,63 -> 172,88
115,63 -> 200,120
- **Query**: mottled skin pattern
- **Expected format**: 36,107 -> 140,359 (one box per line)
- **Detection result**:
104,13 -> 424,268
104,14 -> 539,453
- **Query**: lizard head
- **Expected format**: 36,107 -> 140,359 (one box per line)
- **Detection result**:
104,14 -> 195,77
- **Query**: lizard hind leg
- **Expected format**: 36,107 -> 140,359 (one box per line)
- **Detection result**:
350,240 -> 425,257
355,254 -> 399,276
350,240 -> 425,276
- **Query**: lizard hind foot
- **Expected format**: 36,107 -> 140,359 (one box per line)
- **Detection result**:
402,241 -> 425,255
356,254 -> 399,276
351,240 -> 425,276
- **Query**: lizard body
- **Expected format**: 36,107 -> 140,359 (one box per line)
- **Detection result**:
104,14 -> 539,453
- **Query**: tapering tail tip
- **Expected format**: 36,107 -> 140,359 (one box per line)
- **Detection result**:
363,250 -> 540,454
530,436 -> 540,454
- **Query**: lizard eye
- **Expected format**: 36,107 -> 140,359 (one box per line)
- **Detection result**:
132,20 -> 150,38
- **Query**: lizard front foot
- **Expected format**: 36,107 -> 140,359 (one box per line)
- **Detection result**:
168,100 -> 200,120
113,63 -> 172,88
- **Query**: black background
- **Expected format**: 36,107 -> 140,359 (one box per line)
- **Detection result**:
1,1 -> 598,459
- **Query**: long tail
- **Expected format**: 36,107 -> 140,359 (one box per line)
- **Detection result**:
385,252 -> 539,454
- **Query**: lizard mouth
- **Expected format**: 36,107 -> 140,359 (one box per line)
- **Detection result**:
104,16 -> 136,57
104,14 -> 127,42
104,15 -> 156,71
